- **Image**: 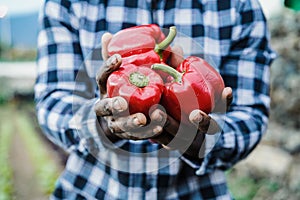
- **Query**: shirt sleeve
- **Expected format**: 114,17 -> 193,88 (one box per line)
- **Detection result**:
34,0 -> 121,153
181,0 -> 277,174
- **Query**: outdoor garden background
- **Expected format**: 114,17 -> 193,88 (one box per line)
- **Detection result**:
1,1 -> 300,199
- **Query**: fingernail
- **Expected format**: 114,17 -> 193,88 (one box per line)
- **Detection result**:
107,54 -> 121,66
195,114 -> 203,123
106,55 -> 116,66
153,126 -> 162,135
113,99 -> 122,111
156,115 -> 163,123
153,112 -> 163,122
133,114 -> 147,126
133,117 -> 144,127
189,110 -> 203,124
152,109 -> 167,123
113,98 -> 127,112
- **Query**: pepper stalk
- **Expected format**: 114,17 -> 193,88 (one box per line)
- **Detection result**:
154,26 -> 177,57
151,63 -> 183,83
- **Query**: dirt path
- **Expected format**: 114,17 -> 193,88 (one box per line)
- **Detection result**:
9,132 -> 48,200
7,103 -> 65,200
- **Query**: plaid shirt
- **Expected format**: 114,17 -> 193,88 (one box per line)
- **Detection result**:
35,0 -> 276,199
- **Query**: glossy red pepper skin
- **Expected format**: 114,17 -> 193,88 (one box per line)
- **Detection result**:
107,65 -> 164,116
107,24 -> 176,74
108,24 -> 166,57
120,50 -> 161,68
152,56 -> 225,124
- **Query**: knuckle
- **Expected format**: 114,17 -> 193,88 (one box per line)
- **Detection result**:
100,100 -> 112,116
107,120 -> 115,133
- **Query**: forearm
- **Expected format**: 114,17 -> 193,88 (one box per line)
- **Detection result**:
35,0 -> 121,152
34,82 -> 98,149
206,106 -> 268,168
179,103 -> 269,172
35,87 -> 123,152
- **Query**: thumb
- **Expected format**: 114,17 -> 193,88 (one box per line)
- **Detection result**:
169,45 -> 184,68
102,32 -> 113,60
96,54 -> 122,94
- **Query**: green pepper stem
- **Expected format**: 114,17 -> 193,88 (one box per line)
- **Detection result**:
154,26 -> 177,54
129,72 -> 149,88
151,64 -> 182,83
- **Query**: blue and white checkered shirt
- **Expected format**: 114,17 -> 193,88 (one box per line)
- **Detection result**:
35,0 -> 276,199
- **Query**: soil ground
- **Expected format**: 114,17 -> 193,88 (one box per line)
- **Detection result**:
9,132 -> 48,200
4,102 -> 66,200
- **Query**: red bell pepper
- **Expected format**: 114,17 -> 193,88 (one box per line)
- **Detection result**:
152,56 -> 225,124
107,24 -> 177,69
107,64 -> 164,116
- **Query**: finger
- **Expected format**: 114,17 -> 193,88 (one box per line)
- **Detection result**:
150,107 -> 198,144
150,108 -> 167,126
107,113 -> 147,133
101,32 -> 113,60
213,87 -> 233,113
189,110 -> 220,135
112,108 -> 168,140
96,54 -> 122,94
169,45 -> 184,67
97,116 -> 121,142
94,96 -> 128,116
159,112 -> 179,137
149,107 -> 180,137
105,108 -> 168,140
117,125 -> 163,140
223,87 -> 233,110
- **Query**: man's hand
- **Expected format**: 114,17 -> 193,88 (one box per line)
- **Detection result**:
94,52 -> 166,140
94,31 -> 233,159
94,32 -> 183,141
149,87 -> 233,158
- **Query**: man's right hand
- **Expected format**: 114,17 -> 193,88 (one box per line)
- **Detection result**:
94,33 -> 166,140
93,31 -> 184,143
94,47 -> 166,140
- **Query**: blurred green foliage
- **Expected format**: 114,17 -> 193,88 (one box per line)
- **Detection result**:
0,78 -> 14,104
226,170 -> 281,200
0,103 -> 60,198
285,0 -> 300,11
0,107 -> 15,200
17,109 -> 60,195
0,43 -> 36,61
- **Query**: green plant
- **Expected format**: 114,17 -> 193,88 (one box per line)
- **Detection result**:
0,78 -> 14,104
0,42 -> 37,61
0,107 -> 14,200
226,169 -> 261,200
17,111 -> 60,195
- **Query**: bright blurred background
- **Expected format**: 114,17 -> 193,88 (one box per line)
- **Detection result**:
0,0 -> 300,199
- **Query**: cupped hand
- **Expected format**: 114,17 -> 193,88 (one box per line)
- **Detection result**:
95,30 -> 233,158
94,32 -> 184,141
149,87 -> 233,157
